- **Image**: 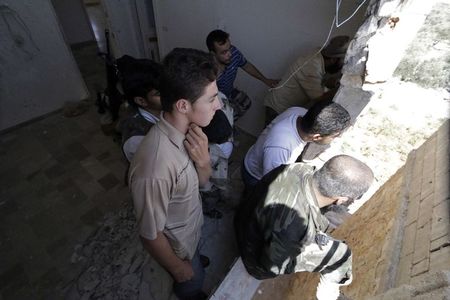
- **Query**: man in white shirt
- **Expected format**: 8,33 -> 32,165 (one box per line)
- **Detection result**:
242,102 -> 351,190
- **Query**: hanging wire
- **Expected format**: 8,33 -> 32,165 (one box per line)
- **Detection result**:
336,0 -> 368,28
269,0 -> 367,91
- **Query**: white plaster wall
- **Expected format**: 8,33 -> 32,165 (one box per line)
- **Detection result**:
152,0 -> 368,135
99,0 -> 159,60
101,0 -> 146,59
0,0 -> 89,131
51,0 -> 94,45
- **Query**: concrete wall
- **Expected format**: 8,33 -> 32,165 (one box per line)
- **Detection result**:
0,0 -> 89,131
51,0 -> 94,45
152,0 -> 368,135
335,0 -> 437,120
394,120 -> 450,288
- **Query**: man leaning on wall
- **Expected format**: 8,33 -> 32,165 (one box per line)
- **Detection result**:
264,35 -> 350,125
235,155 -> 374,300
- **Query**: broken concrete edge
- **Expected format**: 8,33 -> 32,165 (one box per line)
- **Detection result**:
368,271 -> 450,299
364,0 -> 437,84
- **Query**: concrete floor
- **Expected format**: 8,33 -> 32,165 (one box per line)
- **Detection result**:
0,33 -> 256,298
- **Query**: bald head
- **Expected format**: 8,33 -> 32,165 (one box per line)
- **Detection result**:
313,155 -> 374,200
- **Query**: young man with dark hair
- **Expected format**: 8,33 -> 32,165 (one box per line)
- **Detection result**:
235,155 -> 374,300
206,29 -> 279,119
117,56 -> 163,162
242,101 -> 351,189
129,48 -> 221,300
264,35 -> 350,124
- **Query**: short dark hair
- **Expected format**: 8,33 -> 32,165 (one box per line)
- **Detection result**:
160,48 -> 218,112
206,29 -> 230,52
300,102 -> 351,136
313,155 -> 374,200
117,55 -> 162,109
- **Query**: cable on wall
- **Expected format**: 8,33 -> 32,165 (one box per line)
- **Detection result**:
269,0 -> 368,92
336,0 -> 368,28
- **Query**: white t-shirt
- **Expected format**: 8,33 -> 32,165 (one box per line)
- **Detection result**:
244,107 -> 308,180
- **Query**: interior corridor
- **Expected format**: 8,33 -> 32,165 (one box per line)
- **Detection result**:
0,38 -> 255,298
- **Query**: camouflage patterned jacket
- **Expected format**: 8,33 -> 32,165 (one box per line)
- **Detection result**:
235,163 -> 352,286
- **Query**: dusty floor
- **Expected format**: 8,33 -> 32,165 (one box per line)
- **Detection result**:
0,40 -> 256,299
0,4 -> 256,298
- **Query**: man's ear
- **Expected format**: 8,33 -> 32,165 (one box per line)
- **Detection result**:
174,99 -> 190,114
134,96 -> 147,108
311,134 -> 323,142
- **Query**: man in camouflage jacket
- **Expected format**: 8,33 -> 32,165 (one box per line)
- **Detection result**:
235,155 -> 374,300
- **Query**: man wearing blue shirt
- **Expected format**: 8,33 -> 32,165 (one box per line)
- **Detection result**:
206,30 -> 279,119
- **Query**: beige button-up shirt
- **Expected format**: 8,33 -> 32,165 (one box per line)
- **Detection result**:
129,114 -> 203,260
264,53 -> 325,113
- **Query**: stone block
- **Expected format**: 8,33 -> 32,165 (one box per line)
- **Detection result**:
409,270 -> 450,295
396,253 -> 412,286
430,246 -> 450,273
435,155 -> 450,178
340,74 -> 363,88
409,177 -> 422,199
405,195 -> 420,226
411,258 -> 429,277
420,178 -> 434,200
422,153 -> 436,180
435,136 -> 449,158
431,200 -> 450,240
433,177 -> 450,206
430,235 -> 450,252
436,121 -> 450,143
424,133 -> 437,152
412,160 -> 424,177
412,222 -> 431,264
334,88 -> 372,121
401,222 -> 417,257
417,193 -> 434,228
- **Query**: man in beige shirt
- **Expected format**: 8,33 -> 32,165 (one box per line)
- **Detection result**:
264,36 -> 350,125
129,48 -> 221,300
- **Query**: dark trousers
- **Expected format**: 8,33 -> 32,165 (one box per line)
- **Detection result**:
241,161 -> 259,197
173,249 -> 205,300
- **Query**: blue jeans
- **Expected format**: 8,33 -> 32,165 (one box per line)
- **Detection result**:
173,249 -> 205,299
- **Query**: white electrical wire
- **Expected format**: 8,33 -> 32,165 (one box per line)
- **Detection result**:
269,14 -> 335,91
269,0 -> 367,92
336,0 -> 368,28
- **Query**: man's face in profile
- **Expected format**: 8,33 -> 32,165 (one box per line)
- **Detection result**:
213,39 -> 232,65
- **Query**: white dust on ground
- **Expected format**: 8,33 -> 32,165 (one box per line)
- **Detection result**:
316,78 -> 449,213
